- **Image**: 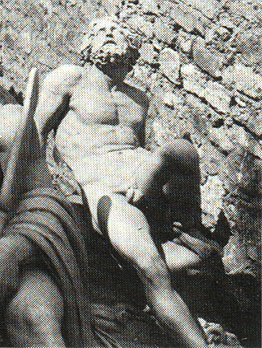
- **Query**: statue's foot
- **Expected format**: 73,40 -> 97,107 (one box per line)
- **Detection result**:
199,318 -> 242,347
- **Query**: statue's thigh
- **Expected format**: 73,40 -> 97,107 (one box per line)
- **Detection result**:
162,241 -> 202,272
135,151 -> 169,195
135,141 -> 200,194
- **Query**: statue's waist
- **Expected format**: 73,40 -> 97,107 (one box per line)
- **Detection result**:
56,112 -> 140,154
87,144 -> 137,154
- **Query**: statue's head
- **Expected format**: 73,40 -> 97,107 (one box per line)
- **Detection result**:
81,16 -> 141,68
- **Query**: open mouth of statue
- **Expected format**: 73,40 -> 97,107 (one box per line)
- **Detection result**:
103,40 -> 116,45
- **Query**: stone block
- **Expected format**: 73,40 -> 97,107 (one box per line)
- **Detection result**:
170,5 -> 205,36
204,81 -> 231,114
234,95 -> 247,108
247,138 -> 262,159
208,126 -> 235,152
228,1 -> 262,21
163,92 -> 183,108
223,64 -> 262,99
171,5 -> 194,32
99,0 -> 121,14
223,235 -> 252,274
201,175 -> 225,229
126,15 -> 154,38
192,37 -> 224,78
235,32 -> 262,66
181,0 -> 222,19
140,0 -> 159,14
177,32 -> 194,54
218,13 -> 235,29
234,109 -> 262,138
205,24 -> 232,46
198,142 -> 224,176
159,48 -> 180,84
151,39 -> 164,53
209,123 -> 262,159
131,64 -> 152,90
153,17 -> 176,44
227,124 -> 250,148
19,30 -> 33,54
139,43 -> 156,64
247,115 -> 262,138
181,63 -> 206,98
152,118 -> 178,146
158,1 -> 172,14
181,64 -> 231,113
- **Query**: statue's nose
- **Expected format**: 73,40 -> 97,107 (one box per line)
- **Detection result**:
105,26 -> 114,36
105,31 -> 113,38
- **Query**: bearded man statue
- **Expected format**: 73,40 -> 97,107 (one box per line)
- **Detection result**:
32,15 -> 238,348
0,15 -> 244,348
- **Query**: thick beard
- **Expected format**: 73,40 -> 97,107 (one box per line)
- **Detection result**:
89,46 -> 138,67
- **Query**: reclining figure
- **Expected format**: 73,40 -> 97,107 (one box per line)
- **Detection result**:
33,16 -> 238,348
0,68 -> 241,348
0,18 -> 243,348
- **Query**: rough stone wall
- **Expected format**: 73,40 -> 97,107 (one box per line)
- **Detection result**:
0,0 -> 261,275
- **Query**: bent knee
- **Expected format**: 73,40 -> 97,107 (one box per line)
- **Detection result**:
7,293 -> 60,330
7,293 -> 64,348
136,254 -> 170,287
6,271 -> 64,332
6,270 -> 65,347
160,139 -> 199,172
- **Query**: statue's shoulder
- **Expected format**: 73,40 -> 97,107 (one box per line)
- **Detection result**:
43,64 -> 84,90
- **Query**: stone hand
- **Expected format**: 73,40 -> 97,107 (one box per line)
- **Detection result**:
126,186 -> 144,204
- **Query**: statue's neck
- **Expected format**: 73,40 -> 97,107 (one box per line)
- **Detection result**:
89,63 -> 129,86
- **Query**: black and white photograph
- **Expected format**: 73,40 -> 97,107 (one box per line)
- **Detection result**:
0,0 -> 261,347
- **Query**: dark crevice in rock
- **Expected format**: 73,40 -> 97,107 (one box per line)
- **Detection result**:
233,118 -> 262,141
212,118 -> 224,128
210,140 -> 230,156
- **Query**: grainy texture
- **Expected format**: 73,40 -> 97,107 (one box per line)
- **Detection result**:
0,0 -> 261,277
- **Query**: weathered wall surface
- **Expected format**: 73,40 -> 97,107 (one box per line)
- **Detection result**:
0,0 -> 261,275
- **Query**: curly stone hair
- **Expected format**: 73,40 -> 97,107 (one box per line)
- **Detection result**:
80,16 -> 141,66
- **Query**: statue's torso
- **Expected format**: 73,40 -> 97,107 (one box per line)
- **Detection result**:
55,67 -> 147,157
55,66 -> 149,189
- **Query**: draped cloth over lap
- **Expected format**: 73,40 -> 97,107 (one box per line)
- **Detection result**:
1,187 -> 177,348
2,187 -> 94,347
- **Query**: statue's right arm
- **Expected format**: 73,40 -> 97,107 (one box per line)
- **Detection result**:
34,64 -> 83,146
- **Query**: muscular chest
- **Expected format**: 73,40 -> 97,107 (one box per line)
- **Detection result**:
69,84 -> 145,127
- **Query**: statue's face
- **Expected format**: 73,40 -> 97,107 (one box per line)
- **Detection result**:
81,17 -> 140,66
89,19 -> 128,56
